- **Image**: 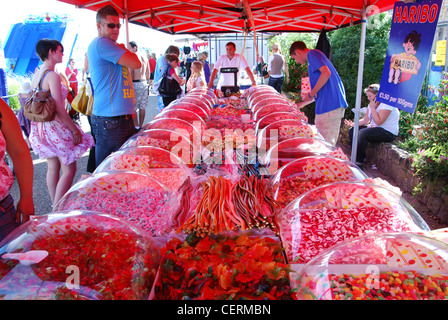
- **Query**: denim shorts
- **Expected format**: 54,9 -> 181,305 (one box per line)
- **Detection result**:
90,114 -> 135,168
0,194 -> 19,243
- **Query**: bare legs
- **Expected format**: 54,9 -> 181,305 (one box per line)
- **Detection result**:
46,157 -> 77,205
134,108 -> 146,129
138,109 -> 145,128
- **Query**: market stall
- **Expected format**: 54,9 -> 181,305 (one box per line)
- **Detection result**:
1,87 -> 448,300
2,0 -> 446,301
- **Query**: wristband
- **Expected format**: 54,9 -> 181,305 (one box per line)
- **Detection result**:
307,92 -> 314,99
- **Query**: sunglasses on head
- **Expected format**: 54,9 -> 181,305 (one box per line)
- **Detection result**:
368,85 -> 379,92
104,23 -> 121,29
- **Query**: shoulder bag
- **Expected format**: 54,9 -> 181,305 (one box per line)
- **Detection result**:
158,67 -> 182,97
23,70 -> 57,122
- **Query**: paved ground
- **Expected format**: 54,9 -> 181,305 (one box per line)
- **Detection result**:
9,94 -> 447,230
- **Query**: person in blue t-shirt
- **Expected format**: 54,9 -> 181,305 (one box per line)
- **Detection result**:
153,45 -> 180,112
87,5 -> 141,168
290,41 -> 348,146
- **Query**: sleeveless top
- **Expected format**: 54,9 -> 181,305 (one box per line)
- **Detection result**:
269,53 -> 284,78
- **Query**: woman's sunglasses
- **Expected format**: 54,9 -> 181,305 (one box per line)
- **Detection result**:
368,85 -> 379,92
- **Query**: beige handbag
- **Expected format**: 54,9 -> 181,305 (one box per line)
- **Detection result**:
23,70 -> 56,122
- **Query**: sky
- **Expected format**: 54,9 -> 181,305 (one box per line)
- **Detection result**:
1,0 -> 197,65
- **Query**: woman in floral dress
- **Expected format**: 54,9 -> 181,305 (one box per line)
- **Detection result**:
0,98 -> 34,241
29,39 -> 94,205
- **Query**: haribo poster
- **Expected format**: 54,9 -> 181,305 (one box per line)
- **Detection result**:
376,0 -> 442,113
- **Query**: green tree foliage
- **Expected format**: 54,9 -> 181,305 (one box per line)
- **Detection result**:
267,33 -> 319,122
267,32 -> 318,93
268,13 -> 392,122
329,13 -> 392,118
398,74 -> 448,193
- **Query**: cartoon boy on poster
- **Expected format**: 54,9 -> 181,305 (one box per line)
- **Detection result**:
376,0 -> 442,113
388,30 -> 422,84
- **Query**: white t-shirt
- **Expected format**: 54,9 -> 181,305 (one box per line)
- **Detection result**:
213,53 -> 249,89
368,103 -> 400,136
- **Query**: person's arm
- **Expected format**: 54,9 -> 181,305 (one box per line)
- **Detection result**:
144,57 -> 151,83
344,108 -> 371,127
240,55 -> 256,86
296,65 -> 331,109
116,43 -> 142,69
282,55 -> 290,84
83,54 -> 89,82
0,99 -> 34,222
65,66 -> 71,78
46,72 -> 82,145
171,68 -> 186,86
208,68 -> 218,89
266,55 -> 271,71
245,66 -> 257,86
369,102 -> 391,126
309,65 -> 331,98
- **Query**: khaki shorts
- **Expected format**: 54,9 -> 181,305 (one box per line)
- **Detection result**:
314,107 -> 345,146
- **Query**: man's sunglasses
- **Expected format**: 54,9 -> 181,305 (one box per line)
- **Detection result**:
104,23 -> 121,29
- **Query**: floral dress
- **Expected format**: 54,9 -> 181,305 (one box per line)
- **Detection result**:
186,74 -> 206,92
0,128 -> 13,201
28,83 -> 94,166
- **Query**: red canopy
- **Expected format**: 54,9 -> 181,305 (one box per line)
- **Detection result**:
57,0 -> 396,35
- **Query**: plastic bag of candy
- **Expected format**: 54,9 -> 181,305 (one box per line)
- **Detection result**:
161,101 -> 210,120
142,117 -> 203,137
0,211 -> 162,300
293,232 -> 448,300
253,103 -> 297,121
120,128 -> 193,155
269,155 -> 367,208
151,229 -> 295,300
248,92 -> 283,109
176,95 -> 213,112
277,181 -> 430,264
257,119 -> 321,149
96,145 -> 195,175
53,171 -> 180,236
255,111 -> 308,133
246,86 -> 279,105
155,108 -> 206,125
260,137 -> 343,175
